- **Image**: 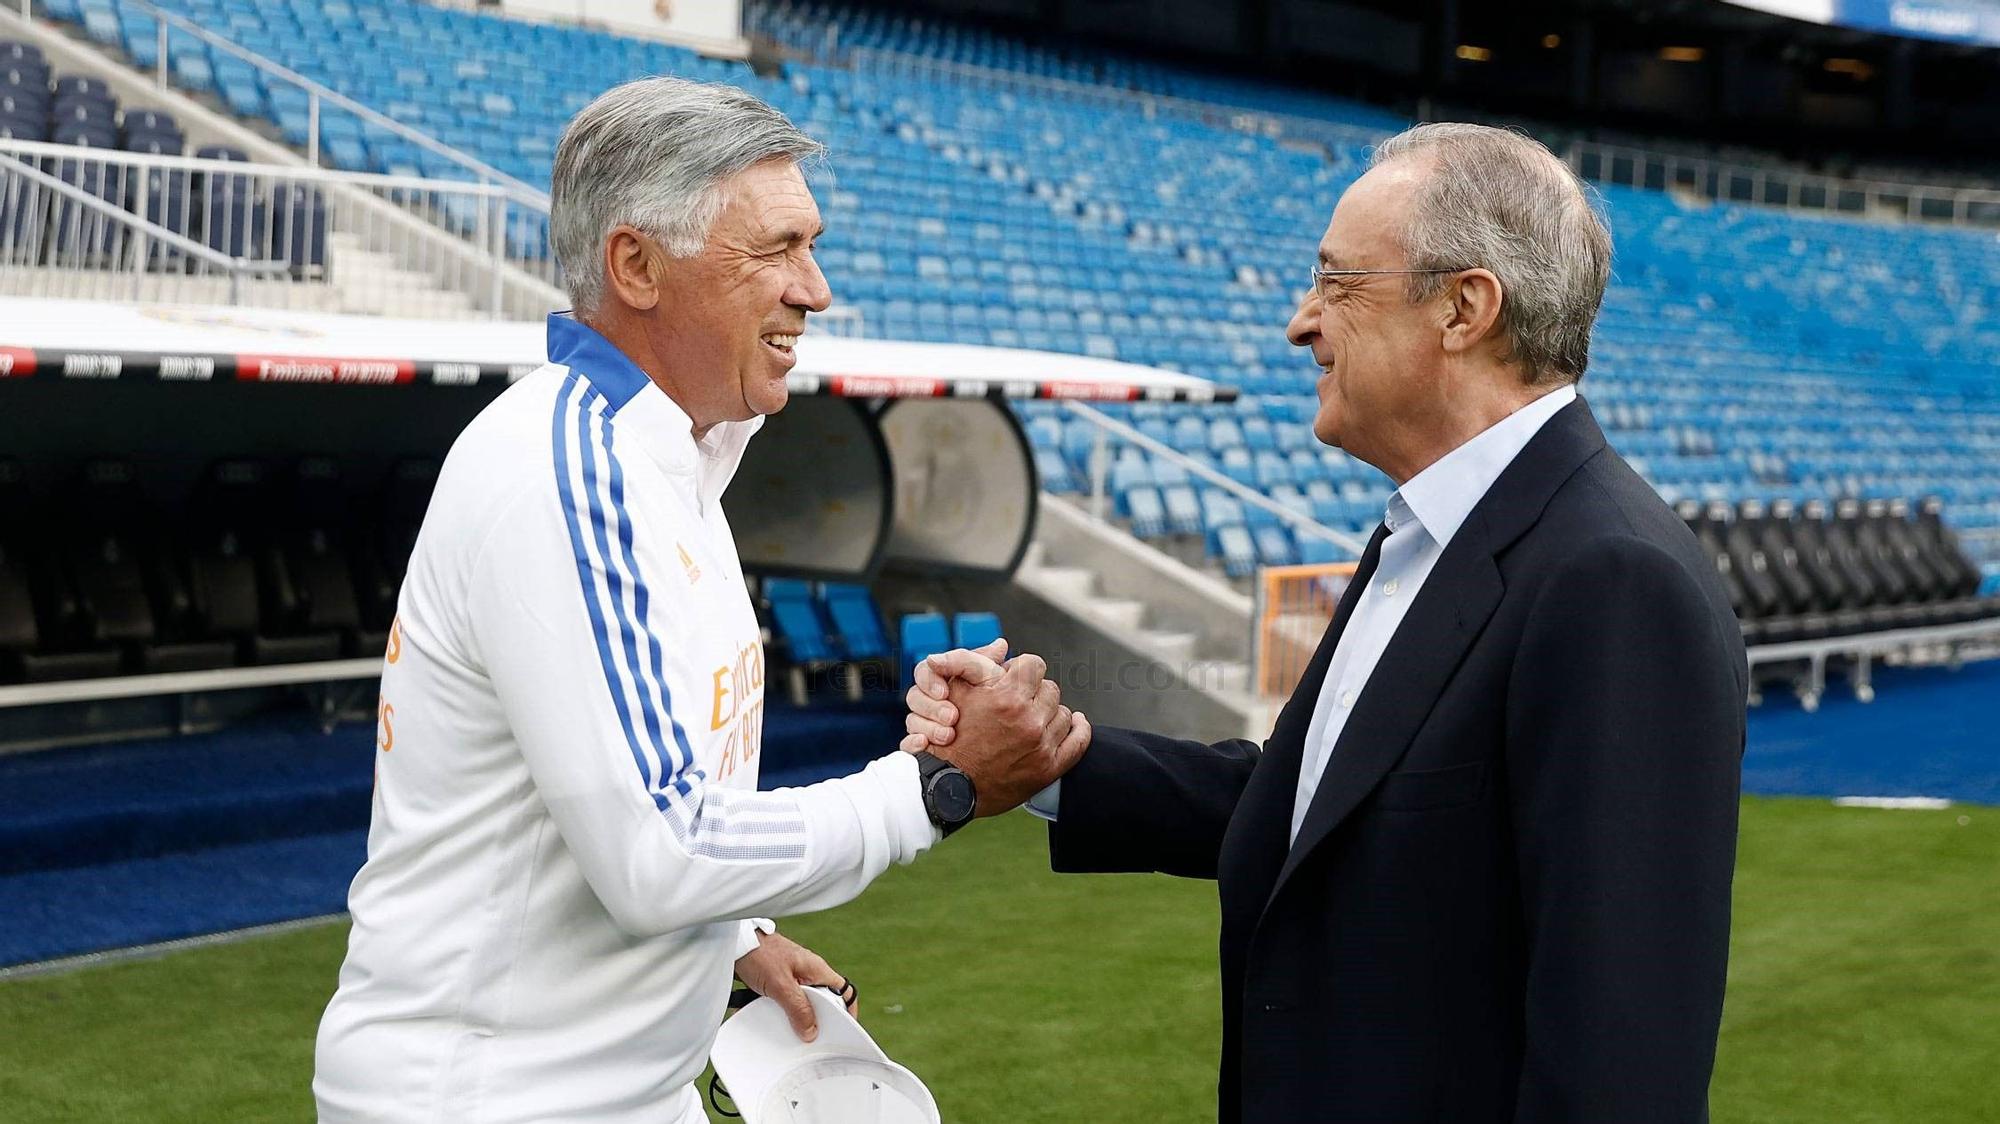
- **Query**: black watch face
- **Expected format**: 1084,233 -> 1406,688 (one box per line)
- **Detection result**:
930,769 -> 977,824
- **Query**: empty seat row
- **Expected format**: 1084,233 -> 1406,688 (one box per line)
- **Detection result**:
0,54 -> 185,153
1677,496 -> 2000,647
760,578 -> 1002,673
0,456 -> 436,684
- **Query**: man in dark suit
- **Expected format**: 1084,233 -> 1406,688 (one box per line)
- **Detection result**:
904,123 -> 1746,1121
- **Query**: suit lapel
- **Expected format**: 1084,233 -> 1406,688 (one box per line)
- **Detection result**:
1222,523 -> 1388,934
1263,398 -> 1610,908
1253,523 -> 1390,793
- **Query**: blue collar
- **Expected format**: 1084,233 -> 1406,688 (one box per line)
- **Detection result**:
546,312 -> 653,412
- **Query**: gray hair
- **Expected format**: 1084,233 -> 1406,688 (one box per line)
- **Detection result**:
551,76 -> 824,315
1369,123 -> 1612,386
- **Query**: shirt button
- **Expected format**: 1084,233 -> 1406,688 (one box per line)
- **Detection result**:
1338,689 -> 1356,708
1382,578 -> 1399,596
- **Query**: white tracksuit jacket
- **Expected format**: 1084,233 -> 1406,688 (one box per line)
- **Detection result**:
314,314 -> 937,1123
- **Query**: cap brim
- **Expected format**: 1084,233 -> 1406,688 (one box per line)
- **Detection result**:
712,987 -> 919,1121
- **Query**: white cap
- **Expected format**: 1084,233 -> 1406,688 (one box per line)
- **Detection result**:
710,986 -> 941,1124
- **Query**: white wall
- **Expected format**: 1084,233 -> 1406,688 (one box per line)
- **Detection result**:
500,0 -> 745,55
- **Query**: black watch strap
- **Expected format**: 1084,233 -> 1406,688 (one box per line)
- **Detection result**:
913,751 -> 976,837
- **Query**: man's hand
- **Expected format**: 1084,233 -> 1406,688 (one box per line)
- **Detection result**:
733,930 -> 856,1043
899,640 -> 1091,816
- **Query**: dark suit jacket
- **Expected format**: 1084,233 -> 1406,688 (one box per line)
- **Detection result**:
1050,399 -> 1746,1123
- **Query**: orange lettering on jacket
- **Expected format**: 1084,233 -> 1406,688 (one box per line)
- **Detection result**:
709,641 -> 765,730
710,640 -> 766,781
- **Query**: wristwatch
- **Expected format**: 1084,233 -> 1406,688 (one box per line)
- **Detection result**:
913,751 -> 977,837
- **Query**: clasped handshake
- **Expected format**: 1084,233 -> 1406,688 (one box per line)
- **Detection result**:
896,638 -> 1091,819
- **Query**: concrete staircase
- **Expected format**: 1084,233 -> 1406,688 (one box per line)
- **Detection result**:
0,235 -> 481,317
1015,540 -> 1253,698
987,495 -> 1267,744
326,233 -> 479,319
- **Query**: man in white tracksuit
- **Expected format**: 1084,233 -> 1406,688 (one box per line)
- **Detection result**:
314,78 -> 1090,1123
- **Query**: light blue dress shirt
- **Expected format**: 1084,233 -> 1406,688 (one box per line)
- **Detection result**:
1027,384 -> 1577,832
1288,384 -> 1575,841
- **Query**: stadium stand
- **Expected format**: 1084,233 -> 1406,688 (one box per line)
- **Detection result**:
10,0 -> 2000,645
5,0 -> 2000,982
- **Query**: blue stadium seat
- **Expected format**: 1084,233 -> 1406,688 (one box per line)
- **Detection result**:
1033,448 -> 1076,494
122,128 -> 183,155
50,97 -> 114,129
1123,485 -> 1165,537
820,583 -> 891,661
898,612 -> 951,687
0,68 -> 47,103
1297,533 -> 1343,565
0,41 -> 45,69
0,82 -> 47,115
137,168 -> 192,261
1161,485 -> 1202,536
269,183 -> 328,269
766,579 -> 836,664
52,75 -> 110,101
951,611 -> 1002,652
52,125 -> 116,153
1214,525 -> 1257,578
1252,525 -> 1296,568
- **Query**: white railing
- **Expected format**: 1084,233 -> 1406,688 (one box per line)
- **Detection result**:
1,139 -> 554,317
0,148 -> 293,302
1059,400 -> 1366,556
97,0 -> 565,296
1569,140 -> 2000,228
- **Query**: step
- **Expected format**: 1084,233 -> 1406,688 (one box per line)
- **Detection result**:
1028,564 -> 1098,603
1090,597 -> 1148,632
1137,628 -> 1199,666
1188,659 -> 1251,697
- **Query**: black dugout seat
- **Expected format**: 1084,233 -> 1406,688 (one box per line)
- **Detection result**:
354,457 -> 439,639
1683,494 -> 2000,648
181,458 -> 341,666
279,457 -> 368,656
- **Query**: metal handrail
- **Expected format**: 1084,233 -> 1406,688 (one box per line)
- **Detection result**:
120,0 -> 550,209
0,138 -> 554,319
1568,138 -> 2000,226
0,137 -> 515,197
1,150 -> 292,302
1059,399 -> 1367,556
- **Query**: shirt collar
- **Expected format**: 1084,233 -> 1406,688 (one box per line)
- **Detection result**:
1390,383 -> 1577,548
545,312 -> 764,496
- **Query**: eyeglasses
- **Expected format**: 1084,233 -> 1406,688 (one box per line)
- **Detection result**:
1309,266 -> 1469,302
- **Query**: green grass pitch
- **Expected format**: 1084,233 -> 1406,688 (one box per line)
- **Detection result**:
1,797 -> 1995,1122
